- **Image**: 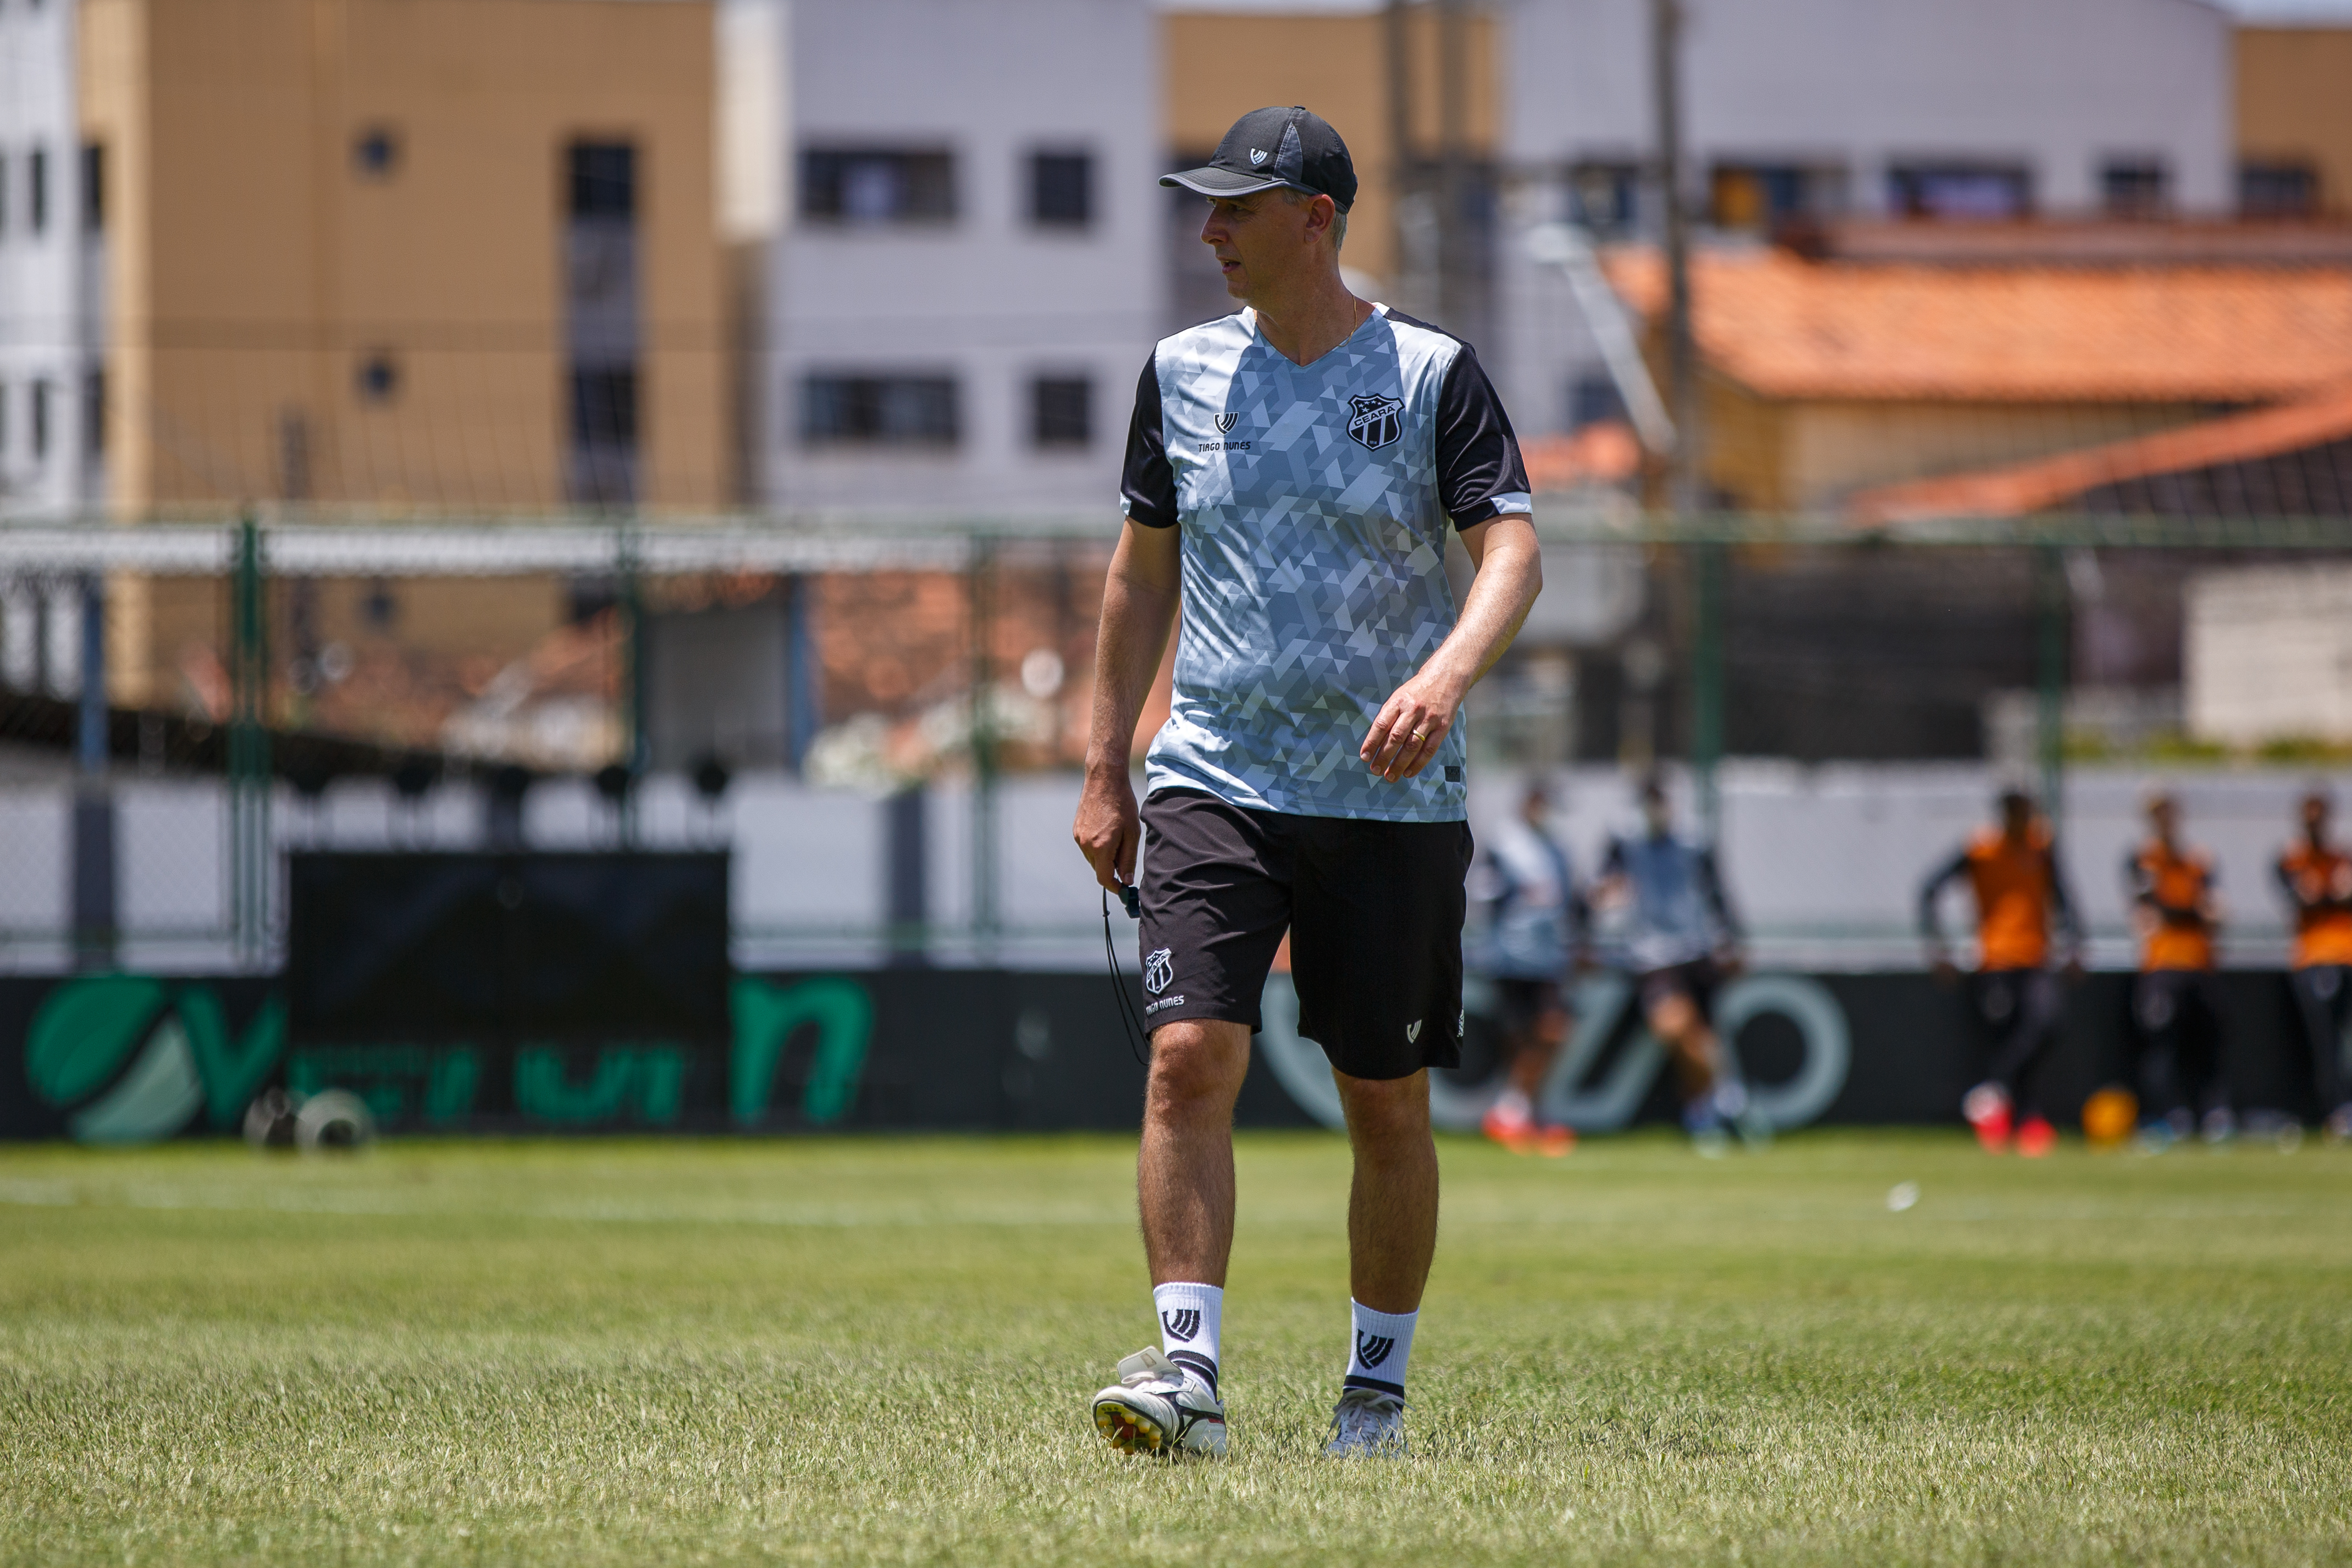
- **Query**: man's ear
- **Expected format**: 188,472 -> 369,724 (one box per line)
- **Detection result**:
1307,194 -> 1337,245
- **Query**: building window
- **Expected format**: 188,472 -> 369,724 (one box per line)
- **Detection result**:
1,154 -> 9,238
1030,151 -> 1093,227
82,369 -> 103,457
352,127 -> 400,181
31,380 -> 50,460
1569,373 -> 1625,430
800,148 -> 956,224
356,352 -> 399,404
80,142 -> 102,233
1569,162 -> 1640,235
802,374 -> 959,445
571,367 -> 639,450
2101,158 -> 2168,219
1031,376 -> 1091,447
0,381 -> 9,454
569,142 -> 637,220
1887,163 -> 2031,220
28,145 -> 47,235
2240,161 -> 2316,219
1709,162 -> 1845,231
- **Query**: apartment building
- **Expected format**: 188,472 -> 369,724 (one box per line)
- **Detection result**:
0,0 -> 724,519
758,0 -> 1161,513
0,0 -> 96,519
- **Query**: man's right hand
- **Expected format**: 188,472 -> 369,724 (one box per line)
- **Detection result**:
1074,767 -> 1141,894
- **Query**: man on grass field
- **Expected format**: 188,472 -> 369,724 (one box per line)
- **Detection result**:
1072,106 -> 1543,1459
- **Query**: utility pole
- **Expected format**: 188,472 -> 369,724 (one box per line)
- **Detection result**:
1652,0 -> 1698,517
1384,0 -> 1417,315
1652,0 -> 1721,839
1436,0 -> 1470,335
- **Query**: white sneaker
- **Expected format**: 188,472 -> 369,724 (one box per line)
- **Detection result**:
1323,1387 -> 1407,1458
1091,1348 -> 1226,1457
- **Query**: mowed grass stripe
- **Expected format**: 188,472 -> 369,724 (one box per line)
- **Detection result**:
3,1130 -> 2349,1566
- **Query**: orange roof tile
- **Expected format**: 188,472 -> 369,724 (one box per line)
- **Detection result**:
1603,247 -> 2352,404
1847,382 -> 2352,523
1522,421 -> 1643,490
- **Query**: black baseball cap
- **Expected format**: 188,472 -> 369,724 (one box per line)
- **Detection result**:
1161,106 -> 1357,213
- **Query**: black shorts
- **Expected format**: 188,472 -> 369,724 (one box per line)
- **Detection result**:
1637,958 -> 1721,1019
1494,977 -> 1570,1036
1138,788 -> 1472,1080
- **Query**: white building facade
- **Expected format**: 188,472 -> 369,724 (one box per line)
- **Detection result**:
0,0 -> 97,520
0,0 -> 101,702
758,0 -> 1163,514
1490,0 -> 2237,437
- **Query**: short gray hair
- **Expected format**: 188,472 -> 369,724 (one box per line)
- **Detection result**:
1279,186 -> 1348,254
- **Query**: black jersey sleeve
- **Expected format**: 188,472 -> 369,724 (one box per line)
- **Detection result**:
1119,352 -> 1178,529
1434,344 -> 1532,529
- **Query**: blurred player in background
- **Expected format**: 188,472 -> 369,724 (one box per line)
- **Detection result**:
2276,787 -> 2352,1140
1591,774 -> 1753,1153
1468,780 -> 1584,1156
2123,791 -> 2232,1147
1920,788 -> 2083,1157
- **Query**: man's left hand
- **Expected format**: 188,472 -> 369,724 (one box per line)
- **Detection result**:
1362,668 -> 1464,782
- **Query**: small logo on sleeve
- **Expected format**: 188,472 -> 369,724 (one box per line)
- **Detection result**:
1346,393 -> 1405,451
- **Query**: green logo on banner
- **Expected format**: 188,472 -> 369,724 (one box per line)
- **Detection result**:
24,975 -> 285,1144
731,976 -> 873,1127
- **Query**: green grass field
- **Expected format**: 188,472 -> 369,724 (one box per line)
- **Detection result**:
2,1129 -> 2348,1566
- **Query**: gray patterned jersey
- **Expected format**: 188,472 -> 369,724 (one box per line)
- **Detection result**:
1120,304 -> 1530,822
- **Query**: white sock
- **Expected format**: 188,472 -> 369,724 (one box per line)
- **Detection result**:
1345,1300 -> 1417,1400
1153,1281 -> 1223,1395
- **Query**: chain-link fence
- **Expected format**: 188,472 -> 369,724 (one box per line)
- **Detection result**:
4,506 -> 2351,974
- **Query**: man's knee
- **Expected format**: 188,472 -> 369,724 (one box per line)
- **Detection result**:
1146,1020 -> 1251,1117
1647,993 -> 1698,1043
1335,1068 -> 1432,1153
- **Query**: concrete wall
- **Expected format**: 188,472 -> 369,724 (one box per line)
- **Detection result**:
765,0 -> 1160,512
4,759 -> 2341,974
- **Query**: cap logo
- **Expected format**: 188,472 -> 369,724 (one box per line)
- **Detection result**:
1249,148 -> 1268,166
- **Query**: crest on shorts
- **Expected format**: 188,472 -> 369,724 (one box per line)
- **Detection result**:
1214,411 -> 1239,434
1346,393 -> 1405,452
1144,947 -> 1175,995
1405,1018 -> 1422,1044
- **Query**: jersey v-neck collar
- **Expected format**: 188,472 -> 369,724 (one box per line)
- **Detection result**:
1238,300 -> 1387,369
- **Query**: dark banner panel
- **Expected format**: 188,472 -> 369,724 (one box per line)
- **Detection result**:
285,852 -> 732,1046
0,967 -> 2335,1142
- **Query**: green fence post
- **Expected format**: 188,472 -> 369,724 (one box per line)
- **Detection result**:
969,533 -> 998,960
229,512 -> 270,966
617,517 -> 645,847
2034,543 -> 2068,833
1691,539 -> 1726,844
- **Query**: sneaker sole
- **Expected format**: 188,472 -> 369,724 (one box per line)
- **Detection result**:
1092,1394 -> 1167,1456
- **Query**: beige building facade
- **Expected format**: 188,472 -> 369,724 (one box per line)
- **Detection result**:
80,0 -> 723,516
2237,26 -> 2352,218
